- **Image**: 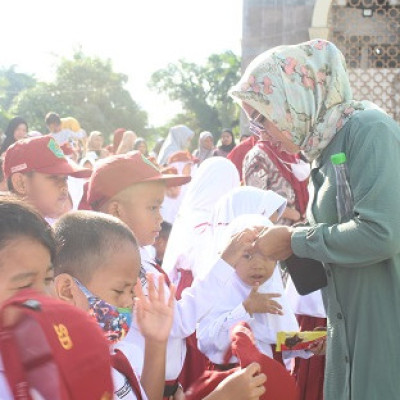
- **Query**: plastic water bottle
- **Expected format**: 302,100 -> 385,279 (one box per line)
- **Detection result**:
331,153 -> 354,223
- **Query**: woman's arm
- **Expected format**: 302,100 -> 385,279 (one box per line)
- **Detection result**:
257,116 -> 400,266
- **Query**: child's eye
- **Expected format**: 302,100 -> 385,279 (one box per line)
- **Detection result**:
243,254 -> 252,260
18,282 -> 33,290
113,289 -> 124,295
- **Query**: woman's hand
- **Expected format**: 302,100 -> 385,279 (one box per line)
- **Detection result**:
254,225 -> 293,261
134,273 -> 175,343
221,228 -> 261,267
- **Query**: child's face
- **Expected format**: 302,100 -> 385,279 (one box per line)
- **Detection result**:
73,242 -> 141,310
113,182 -> 165,246
0,237 -> 53,304
24,173 -> 69,218
235,252 -> 276,287
48,123 -> 61,133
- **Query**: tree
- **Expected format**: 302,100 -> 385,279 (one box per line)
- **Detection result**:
10,51 -> 148,136
0,66 -> 36,130
149,51 -> 241,139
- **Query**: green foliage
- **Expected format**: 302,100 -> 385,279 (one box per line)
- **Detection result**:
149,51 -> 241,140
0,66 -> 36,111
8,52 -> 148,140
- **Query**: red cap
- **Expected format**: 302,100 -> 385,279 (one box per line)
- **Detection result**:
87,151 -> 191,209
3,136 -> 91,180
0,289 -> 114,400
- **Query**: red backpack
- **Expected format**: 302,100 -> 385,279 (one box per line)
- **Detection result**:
185,322 -> 299,400
0,289 -> 114,400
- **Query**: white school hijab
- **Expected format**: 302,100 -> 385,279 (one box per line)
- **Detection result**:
162,157 -> 240,281
220,214 -> 299,334
157,125 -> 194,165
203,187 -> 287,278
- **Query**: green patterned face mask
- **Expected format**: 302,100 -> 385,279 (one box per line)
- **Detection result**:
74,279 -> 132,344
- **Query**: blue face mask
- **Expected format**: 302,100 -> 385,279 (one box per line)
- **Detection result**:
74,279 -> 132,343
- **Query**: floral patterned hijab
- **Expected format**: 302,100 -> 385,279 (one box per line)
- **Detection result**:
230,39 -> 381,160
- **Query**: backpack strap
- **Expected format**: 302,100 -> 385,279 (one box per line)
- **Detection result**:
0,308 -> 33,400
112,350 -> 143,400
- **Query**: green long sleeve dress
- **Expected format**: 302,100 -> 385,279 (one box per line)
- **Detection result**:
292,109 -> 400,400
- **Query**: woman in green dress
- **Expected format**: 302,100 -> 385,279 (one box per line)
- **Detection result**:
230,39 -> 400,400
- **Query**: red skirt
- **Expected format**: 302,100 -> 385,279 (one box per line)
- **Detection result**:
292,315 -> 326,400
176,269 -> 209,391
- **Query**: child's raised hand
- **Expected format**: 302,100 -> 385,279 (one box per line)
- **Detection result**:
221,228 -> 261,267
134,273 -> 175,343
243,283 -> 283,316
214,362 -> 266,400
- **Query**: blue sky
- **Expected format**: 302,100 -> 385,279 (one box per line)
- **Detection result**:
2,0 -> 243,126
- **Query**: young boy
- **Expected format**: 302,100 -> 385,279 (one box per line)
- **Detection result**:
45,112 -> 86,148
85,151 -> 261,399
2,135 -> 91,220
53,211 -> 175,400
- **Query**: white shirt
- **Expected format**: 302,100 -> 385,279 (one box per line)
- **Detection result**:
0,354 -> 143,400
197,268 -> 299,365
119,247 -> 235,380
0,355 -> 13,400
112,367 -> 147,400
285,277 -> 327,318
51,129 -> 86,146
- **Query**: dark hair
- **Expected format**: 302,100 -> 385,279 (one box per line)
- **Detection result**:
0,117 -> 28,155
159,221 -> 172,238
219,129 -> 236,152
54,211 -> 139,283
45,112 -> 61,127
134,137 -> 147,150
0,196 -> 56,264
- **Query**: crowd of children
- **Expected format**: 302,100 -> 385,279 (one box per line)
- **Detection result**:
0,115 -> 311,399
3,39 -> 395,400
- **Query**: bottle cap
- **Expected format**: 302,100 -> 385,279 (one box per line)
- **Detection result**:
331,152 -> 347,165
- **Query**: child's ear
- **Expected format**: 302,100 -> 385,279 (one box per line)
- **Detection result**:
54,274 -> 78,305
106,200 -> 121,219
11,173 -> 29,195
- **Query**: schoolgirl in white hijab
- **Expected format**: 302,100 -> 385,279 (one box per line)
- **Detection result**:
197,214 -> 299,366
211,186 -> 287,263
162,157 -> 240,284
157,125 -> 194,165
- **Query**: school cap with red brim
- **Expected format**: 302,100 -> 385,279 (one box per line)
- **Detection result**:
3,136 -> 91,180
87,151 -> 191,209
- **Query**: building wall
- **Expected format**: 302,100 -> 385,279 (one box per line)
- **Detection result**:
242,0 -> 316,70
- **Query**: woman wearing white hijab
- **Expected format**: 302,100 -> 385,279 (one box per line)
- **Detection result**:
157,125 -> 194,165
192,131 -> 215,164
163,157 -> 240,290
